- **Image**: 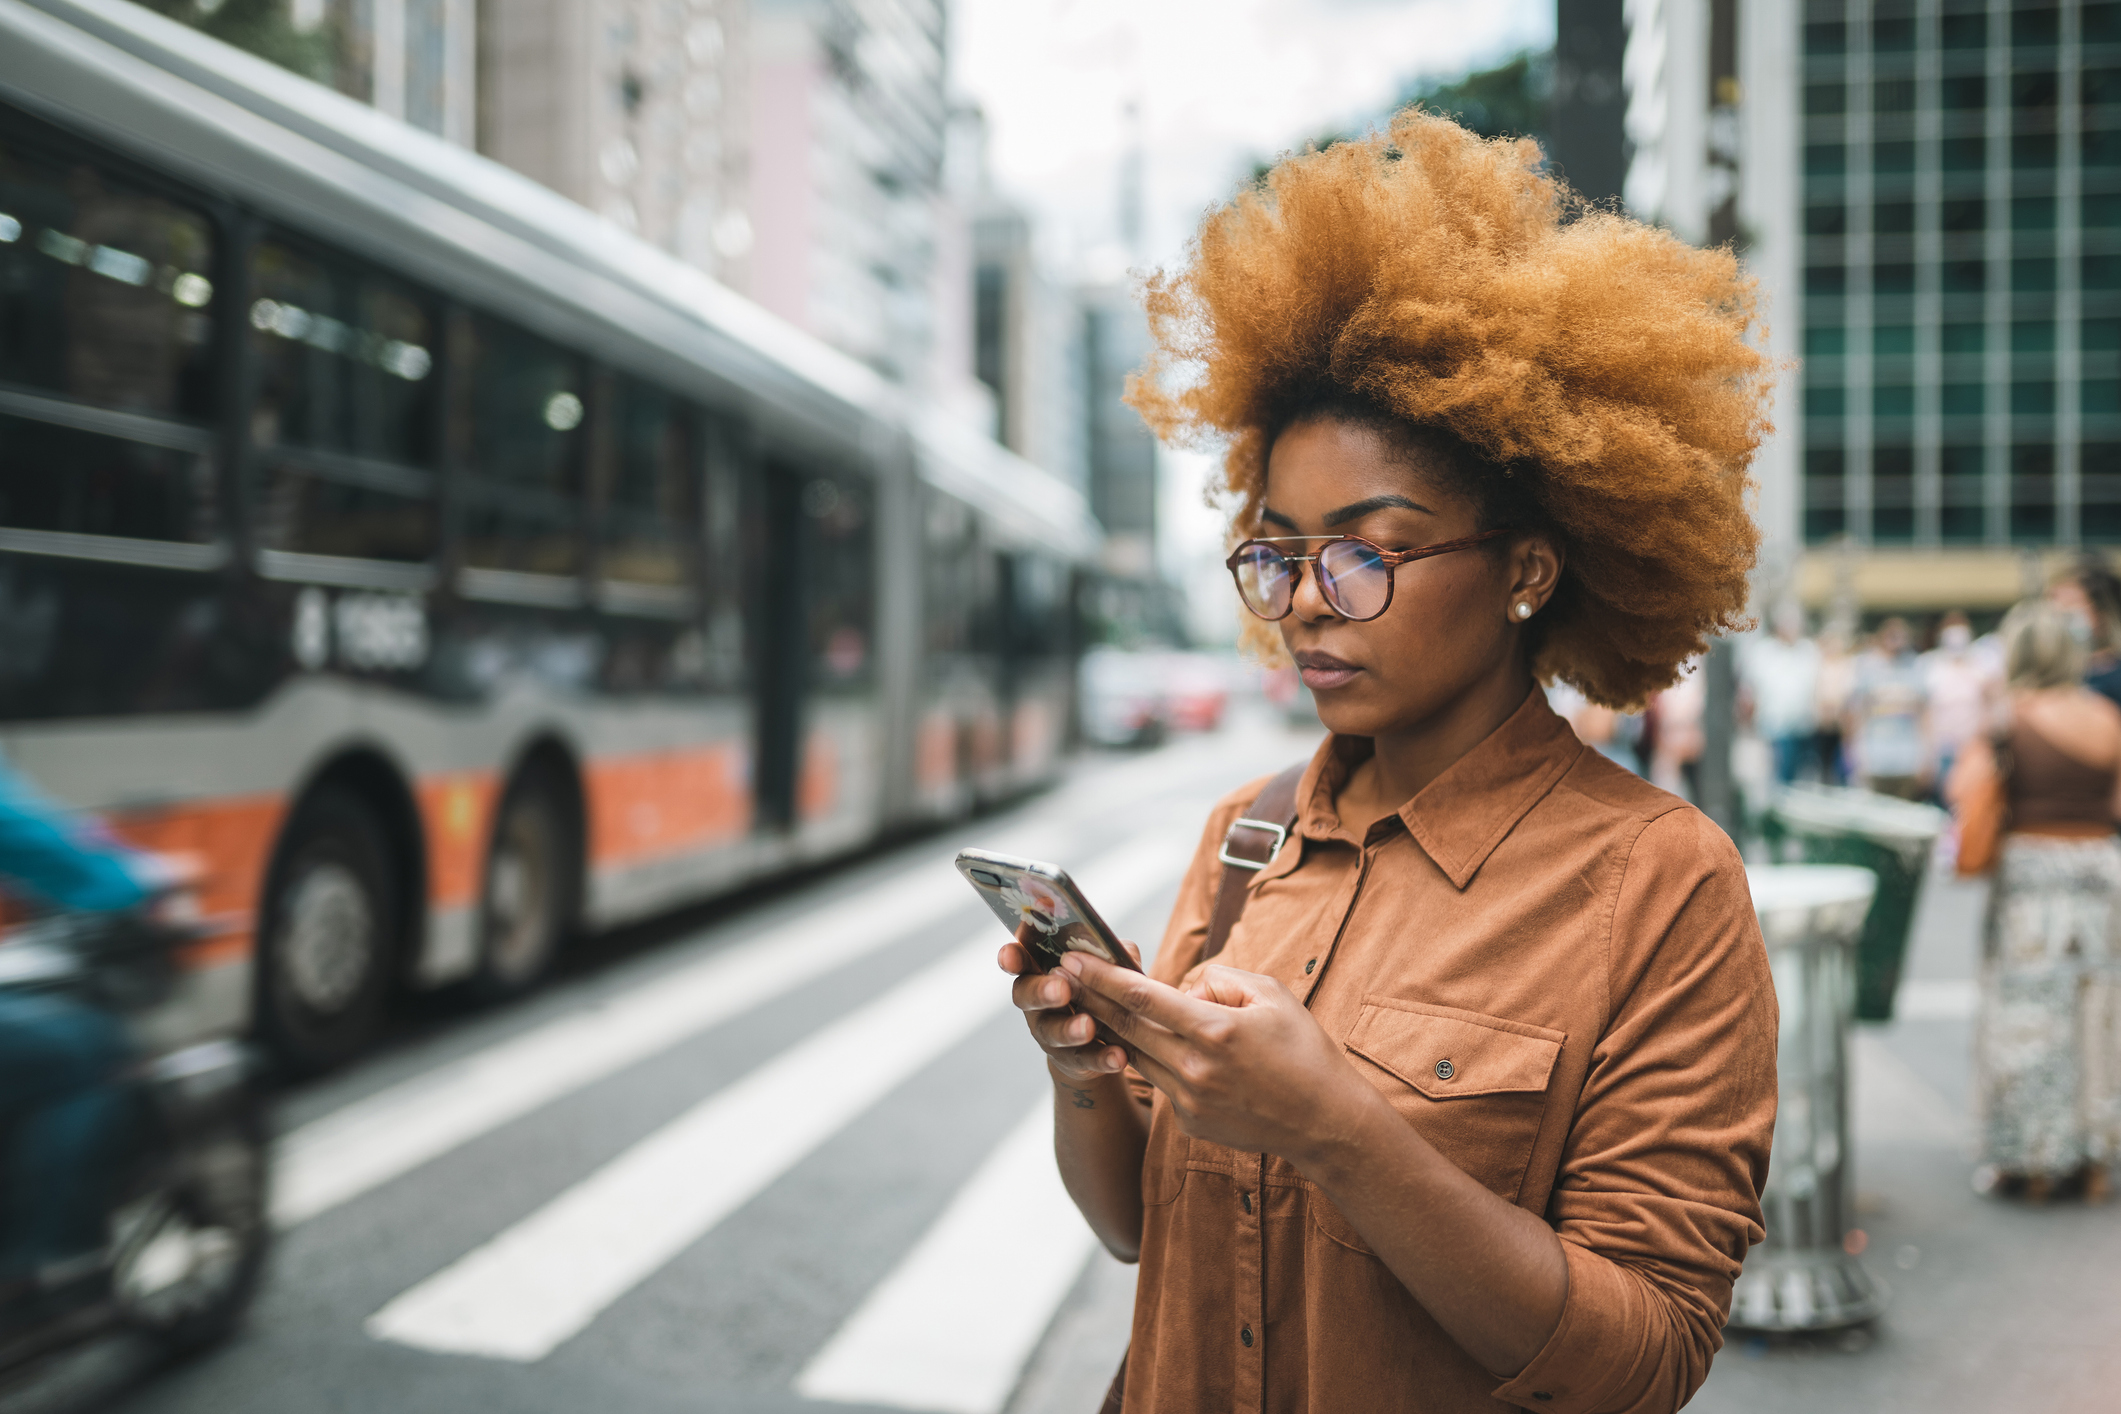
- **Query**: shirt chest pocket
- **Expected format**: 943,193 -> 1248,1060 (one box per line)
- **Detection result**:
1311,997 -> 1565,1249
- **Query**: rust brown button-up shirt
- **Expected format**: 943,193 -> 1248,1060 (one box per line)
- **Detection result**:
1124,692 -> 1777,1414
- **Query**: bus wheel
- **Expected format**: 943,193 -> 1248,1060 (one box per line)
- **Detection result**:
259,788 -> 397,1074
470,769 -> 571,1001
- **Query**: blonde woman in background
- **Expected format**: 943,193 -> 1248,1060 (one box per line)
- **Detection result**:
1952,600 -> 2121,1202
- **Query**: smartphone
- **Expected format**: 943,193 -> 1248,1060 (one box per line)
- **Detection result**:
954,848 -> 1143,975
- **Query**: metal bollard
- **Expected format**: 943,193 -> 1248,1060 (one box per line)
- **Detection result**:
1729,864 -> 1883,1332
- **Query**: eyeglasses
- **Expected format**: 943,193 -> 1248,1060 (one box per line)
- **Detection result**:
1225,529 -> 1514,622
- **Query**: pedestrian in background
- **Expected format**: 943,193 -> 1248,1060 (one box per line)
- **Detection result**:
1846,617 -> 1929,798
1922,610 -> 1993,803
2050,558 -> 2121,709
1949,600 -> 2120,1204
1740,603 -> 1819,784
1813,626 -> 1856,784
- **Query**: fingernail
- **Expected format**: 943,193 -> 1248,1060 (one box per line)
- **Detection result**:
1059,954 -> 1084,974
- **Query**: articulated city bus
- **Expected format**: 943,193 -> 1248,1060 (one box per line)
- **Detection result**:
0,0 -> 1100,1070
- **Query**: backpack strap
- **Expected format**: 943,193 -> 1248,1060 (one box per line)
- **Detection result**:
1201,761 -> 1308,963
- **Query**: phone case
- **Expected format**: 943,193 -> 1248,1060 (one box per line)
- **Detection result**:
954,849 -> 1141,974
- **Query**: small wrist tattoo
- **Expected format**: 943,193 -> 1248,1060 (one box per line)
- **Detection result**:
1064,1085 -> 1098,1109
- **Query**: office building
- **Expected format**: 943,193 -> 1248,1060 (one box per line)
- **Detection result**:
747,0 -> 949,384
477,0 -> 751,283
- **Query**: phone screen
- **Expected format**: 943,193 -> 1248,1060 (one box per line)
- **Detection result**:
954,849 -> 1140,974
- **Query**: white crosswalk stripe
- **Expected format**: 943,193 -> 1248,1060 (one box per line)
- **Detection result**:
362,831 -> 1195,1364
794,1098 -> 1101,1414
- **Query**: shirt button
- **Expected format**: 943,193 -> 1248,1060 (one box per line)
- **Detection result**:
1304,957 -> 1317,974
1435,1058 -> 1455,1081
1240,1326 -> 1254,1347
1240,1191 -> 1252,1213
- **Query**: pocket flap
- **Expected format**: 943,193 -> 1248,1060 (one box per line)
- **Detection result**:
1345,997 -> 1563,1100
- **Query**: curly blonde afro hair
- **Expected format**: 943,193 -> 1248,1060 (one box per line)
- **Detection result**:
1126,108 -> 1772,708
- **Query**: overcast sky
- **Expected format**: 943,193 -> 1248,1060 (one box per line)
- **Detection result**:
950,0 -> 1555,635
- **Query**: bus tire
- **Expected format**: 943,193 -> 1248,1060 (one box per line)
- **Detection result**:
257,787 -> 398,1074
468,767 -> 572,1002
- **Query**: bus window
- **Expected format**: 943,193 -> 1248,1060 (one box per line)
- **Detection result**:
0,113 -> 216,421
250,236 -> 439,564
804,470 -> 875,689
601,378 -> 697,590
0,112 -> 220,547
250,238 -> 438,466
456,314 -> 585,579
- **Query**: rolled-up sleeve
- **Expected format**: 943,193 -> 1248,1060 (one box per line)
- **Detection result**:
1492,809 -> 1779,1414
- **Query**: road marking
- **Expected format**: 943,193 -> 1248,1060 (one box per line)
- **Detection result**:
272,865 -> 973,1227
795,1098 -> 1099,1414
274,787 -> 1218,1230
1894,977 -> 1977,1020
364,834 -> 1193,1363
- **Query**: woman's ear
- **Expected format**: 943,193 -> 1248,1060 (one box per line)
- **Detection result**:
1506,534 -> 1563,617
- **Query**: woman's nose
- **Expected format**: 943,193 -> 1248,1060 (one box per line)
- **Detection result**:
1290,559 -> 1340,622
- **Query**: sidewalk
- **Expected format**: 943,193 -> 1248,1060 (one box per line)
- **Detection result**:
1014,860 -> 2121,1413
1693,862 -> 2121,1411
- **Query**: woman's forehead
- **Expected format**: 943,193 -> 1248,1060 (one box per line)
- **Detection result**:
1263,419 -> 1465,513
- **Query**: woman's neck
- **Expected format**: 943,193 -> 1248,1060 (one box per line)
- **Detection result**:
1335,661 -> 1537,836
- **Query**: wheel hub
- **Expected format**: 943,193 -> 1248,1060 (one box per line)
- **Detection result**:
282,861 -> 373,1014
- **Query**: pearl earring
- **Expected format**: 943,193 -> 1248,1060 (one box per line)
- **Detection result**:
1513,602 -> 1533,620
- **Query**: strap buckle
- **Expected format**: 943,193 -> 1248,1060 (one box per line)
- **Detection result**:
1217,818 -> 1288,871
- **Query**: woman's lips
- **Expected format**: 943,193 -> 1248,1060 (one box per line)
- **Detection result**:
1295,652 -> 1362,691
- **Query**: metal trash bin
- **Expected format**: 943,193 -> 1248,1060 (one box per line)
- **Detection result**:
1765,785 -> 1947,1021
1730,864 -> 1881,1332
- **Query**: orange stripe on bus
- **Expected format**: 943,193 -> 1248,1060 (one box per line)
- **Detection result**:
105,793 -> 286,970
585,742 -> 752,866
416,771 -> 501,908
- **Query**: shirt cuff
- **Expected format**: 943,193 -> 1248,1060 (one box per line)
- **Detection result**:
1489,1240 -> 1653,1413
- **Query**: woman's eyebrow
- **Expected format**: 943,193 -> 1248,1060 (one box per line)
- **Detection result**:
1259,505 -> 1298,529
1322,494 -> 1434,526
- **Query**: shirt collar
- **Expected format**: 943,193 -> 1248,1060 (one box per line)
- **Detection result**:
1284,688 -> 1584,890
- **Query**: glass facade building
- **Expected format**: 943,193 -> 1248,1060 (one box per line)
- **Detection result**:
1801,0 -> 2121,549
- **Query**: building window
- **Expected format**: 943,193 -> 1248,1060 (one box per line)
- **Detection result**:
1806,326 -> 1847,357
1804,22 -> 1848,56
2014,319 -> 2057,353
1875,261 -> 1916,295
2086,193 -> 2121,226
1806,144 -> 1848,178
1875,141 -> 1917,175
2013,381 -> 2057,415
2011,444 -> 2056,541
1874,78 -> 1917,114
2086,254 -> 2121,290
1873,15 -> 1916,54
2091,5 -> 2121,44
1943,259 -> 1987,293
1806,203 -> 1849,235
1874,324 -> 1915,355
2089,68 -> 2121,109
1943,322 -> 1985,355
1943,74 -> 1987,110
1875,200 -> 1916,234
1806,264 -> 1848,296
1874,384 -> 1916,418
1943,197 -> 1986,231
1873,446 -> 1915,543
2085,443 -> 2121,541
1942,13 -> 1987,50
1941,444 -> 1986,543
1942,382 -> 1985,416
2085,128 -> 2121,168
1805,83 -> 1847,116
2012,10 -> 2062,50
2012,132 -> 2059,169
1806,383 -> 1847,418
2012,71 -> 2060,109
1805,448 -> 1847,542
2013,258 -> 2058,293
1942,137 -> 1988,173
2014,195 -> 2058,231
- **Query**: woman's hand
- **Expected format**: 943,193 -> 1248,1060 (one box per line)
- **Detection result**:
1058,952 -> 1382,1166
999,928 -> 1134,1085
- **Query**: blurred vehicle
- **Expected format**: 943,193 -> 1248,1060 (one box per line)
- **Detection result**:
0,0 -> 1100,1072
0,887 -> 267,1389
1078,650 -> 1235,746
1154,652 -> 1232,734
1079,648 -> 1170,748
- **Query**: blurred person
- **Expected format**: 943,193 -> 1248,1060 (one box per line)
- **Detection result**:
1812,625 -> 1857,784
1948,601 -> 2121,1203
1547,680 -> 1640,774
1922,610 -> 1994,801
1005,111 -> 1777,1414
1646,660 -> 1706,801
0,755 -> 150,1303
1846,617 -> 1929,798
2050,557 -> 2121,708
1740,603 -> 1820,784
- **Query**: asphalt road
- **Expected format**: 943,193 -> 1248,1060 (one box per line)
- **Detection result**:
93,713 -> 1319,1414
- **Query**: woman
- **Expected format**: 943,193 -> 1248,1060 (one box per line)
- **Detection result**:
1000,112 -> 1777,1413
1953,601 -> 2121,1203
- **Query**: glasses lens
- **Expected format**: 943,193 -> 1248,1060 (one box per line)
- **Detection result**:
1233,543 -> 1293,618
1318,539 -> 1392,620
